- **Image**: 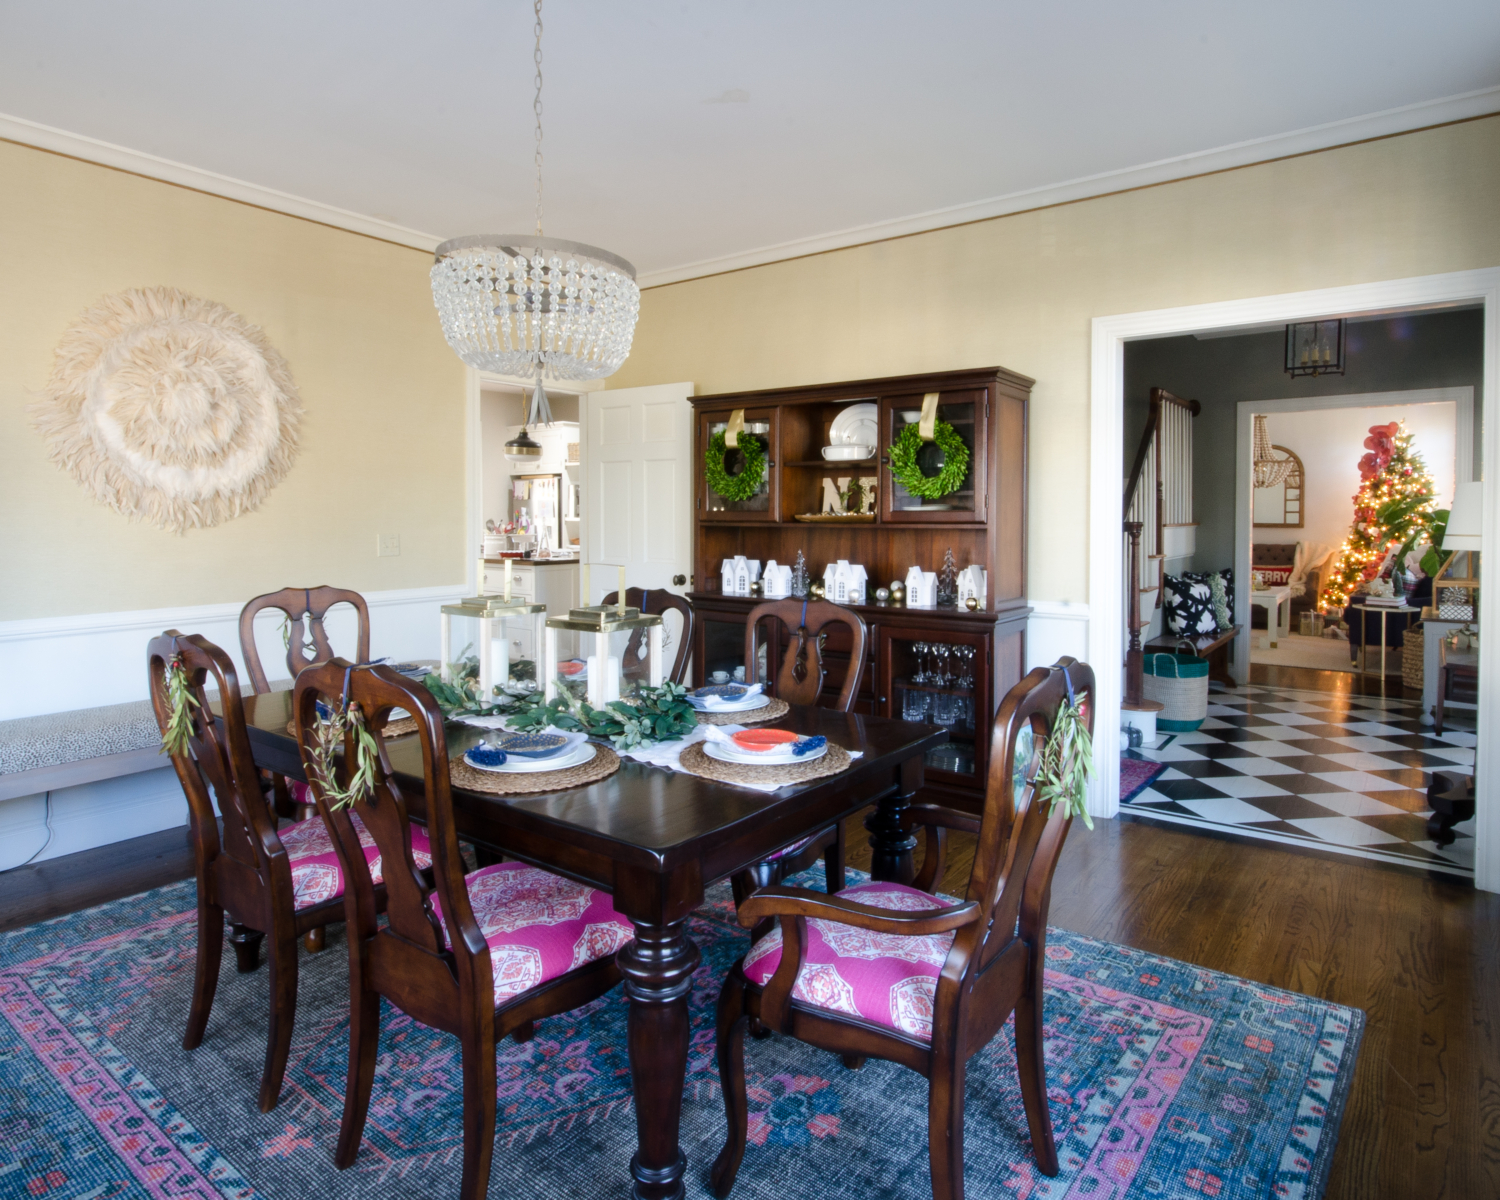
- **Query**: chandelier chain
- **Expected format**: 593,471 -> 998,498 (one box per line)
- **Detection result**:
533,0 -> 544,237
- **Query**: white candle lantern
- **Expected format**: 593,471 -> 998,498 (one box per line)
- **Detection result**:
544,589 -> 664,707
439,557 -> 549,701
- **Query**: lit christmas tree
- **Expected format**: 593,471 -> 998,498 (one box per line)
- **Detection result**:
1318,421 -> 1441,611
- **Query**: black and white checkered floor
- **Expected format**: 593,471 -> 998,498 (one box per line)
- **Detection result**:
1123,682 -> 1476,879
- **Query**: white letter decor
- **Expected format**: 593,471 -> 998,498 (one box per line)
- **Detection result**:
32,286 -> 302,533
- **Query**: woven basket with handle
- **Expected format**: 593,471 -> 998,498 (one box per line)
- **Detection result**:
1142,643 -> 1210,731
1402,628 -> 1425,690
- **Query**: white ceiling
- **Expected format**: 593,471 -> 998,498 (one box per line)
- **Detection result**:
2,1 -> 1498,285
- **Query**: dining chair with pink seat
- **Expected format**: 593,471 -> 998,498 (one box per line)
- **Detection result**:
147,631 -> 432,1113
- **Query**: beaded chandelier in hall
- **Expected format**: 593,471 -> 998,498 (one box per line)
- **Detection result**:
429,0 -> 640,455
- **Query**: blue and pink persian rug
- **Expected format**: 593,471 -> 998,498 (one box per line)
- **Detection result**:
0,868 -> 1361,1200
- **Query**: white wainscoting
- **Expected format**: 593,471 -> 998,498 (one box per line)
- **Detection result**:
0,767 -> 187,869
0,583 -> 467,722
0,583 -> 467,868
1026,601 -> 1091,671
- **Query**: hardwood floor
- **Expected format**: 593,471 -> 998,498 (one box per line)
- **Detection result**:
0,825 -> 194,934
5,776 -> 1494,1197
847,805 -> 1499,1200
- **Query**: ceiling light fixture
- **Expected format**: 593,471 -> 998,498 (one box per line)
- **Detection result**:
1252,414 -> 1296,489
431,0 -> 640,459
1284,319 -> 1345,378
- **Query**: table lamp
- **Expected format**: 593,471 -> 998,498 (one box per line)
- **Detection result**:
1432,482 -> 1482,622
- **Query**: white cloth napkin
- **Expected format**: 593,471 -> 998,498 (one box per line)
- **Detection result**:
617,723 -> 861,794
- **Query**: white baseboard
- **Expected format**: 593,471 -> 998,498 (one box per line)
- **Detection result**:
0,584 -> 467,721
0,766 -> 186,869
1026,601 -> 1091,671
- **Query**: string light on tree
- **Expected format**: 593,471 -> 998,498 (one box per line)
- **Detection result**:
1318,421 -> 1440,611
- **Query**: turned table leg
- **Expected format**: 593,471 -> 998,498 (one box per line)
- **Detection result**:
617,920 -> 701,1200
866,754 -> 921,884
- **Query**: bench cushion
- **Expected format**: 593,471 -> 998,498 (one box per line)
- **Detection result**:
0,699 -> 160,776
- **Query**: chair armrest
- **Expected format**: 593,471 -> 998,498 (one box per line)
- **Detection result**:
905,803 -> 981,835
737,884 -> 979,936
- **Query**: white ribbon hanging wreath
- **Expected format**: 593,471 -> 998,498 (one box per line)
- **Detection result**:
32,287 -> 302,533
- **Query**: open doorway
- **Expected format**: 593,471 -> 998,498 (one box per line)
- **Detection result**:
1089,271 -> 1499,892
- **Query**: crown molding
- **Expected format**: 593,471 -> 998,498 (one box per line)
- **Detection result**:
0,110 -> 442,252
4,84 -> 1498,285
635,85 -> 1500,289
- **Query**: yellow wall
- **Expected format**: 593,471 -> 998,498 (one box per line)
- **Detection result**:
0,139 -> 467,621
611,116 -> 1500,605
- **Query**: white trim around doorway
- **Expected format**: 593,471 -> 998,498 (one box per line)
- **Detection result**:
1090,268 -> 1500,893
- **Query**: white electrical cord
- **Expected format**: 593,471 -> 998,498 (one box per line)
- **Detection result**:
3,791 -> 54,871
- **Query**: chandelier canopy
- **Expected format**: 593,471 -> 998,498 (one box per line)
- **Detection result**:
430,0 -> 639,401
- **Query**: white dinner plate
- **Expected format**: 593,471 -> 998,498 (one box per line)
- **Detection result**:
828,402 -> 878,448
464,742 -> 597,774
703,740 -> 828,766
687,694 -> 771,713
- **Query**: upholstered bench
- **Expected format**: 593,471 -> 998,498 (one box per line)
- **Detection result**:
0,699 -> 165,802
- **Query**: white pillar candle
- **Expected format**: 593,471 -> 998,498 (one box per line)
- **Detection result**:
605,655 -> 621,702
648,625 -> 664,687
581,563 -> 591,607
503,558 -> 513,602
440,612 -> 452,684
618,565 -> 627,613
544,626 -> 560,701
478,616 -> 494,699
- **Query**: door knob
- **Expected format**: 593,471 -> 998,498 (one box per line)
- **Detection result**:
672,574 -> 687,587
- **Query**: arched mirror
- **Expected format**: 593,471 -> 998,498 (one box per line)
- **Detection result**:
1253,445 -> 1304,528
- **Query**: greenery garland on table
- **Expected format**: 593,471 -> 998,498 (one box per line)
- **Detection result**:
888,420 -> 970,500
704,430 -> 766,502
420,647 -> 530,720
507,681 -> 698,751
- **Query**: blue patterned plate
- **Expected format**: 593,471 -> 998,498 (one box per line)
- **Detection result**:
692,684 -> 748,700
486,730 -> 571,759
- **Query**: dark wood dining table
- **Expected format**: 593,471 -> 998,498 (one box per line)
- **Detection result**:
230,689 -> 946,1199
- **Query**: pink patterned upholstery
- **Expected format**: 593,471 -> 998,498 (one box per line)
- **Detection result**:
429,863 -> 635,1006
764,834 -> 815,862
742,880 -> 955,1041
280,814 -> 433,911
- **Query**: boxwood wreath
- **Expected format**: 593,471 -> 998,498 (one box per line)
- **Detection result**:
888,420 -> 970,500
704,430 -> 766,502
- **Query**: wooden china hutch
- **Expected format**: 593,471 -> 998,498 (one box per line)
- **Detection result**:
688,366 -> 1032,814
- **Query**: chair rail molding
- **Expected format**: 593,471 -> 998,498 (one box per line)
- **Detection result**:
0,583 -> 466,722
1091,267 -> 1500,893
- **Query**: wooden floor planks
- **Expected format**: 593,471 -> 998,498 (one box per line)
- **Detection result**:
845,807 -> 1500,1200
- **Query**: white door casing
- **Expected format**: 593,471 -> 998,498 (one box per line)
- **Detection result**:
1091,267 -> 1500,894
581,383 -> 696,602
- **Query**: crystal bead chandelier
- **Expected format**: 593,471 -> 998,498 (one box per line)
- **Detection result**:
430,0 -> 639,459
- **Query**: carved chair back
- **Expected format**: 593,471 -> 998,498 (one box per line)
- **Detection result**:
292,661 -> 489,1005
743,599 -> 867,711
601,587 -> 696,685
148,631 -> 285,891
239,586 -> 372,694
950,658 -> 1094,1000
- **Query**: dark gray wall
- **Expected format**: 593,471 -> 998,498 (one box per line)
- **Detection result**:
1123,308 -> 1483,570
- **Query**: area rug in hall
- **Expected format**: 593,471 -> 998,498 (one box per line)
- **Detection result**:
1121,753 -> 1168,803
0,870 -> 1363,1200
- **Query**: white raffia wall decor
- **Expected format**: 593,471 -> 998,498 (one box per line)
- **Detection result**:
31,287 -> 302,534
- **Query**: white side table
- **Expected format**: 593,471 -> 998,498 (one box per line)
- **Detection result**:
1249,586 -> 1293,648
1348,603 -> 1421,678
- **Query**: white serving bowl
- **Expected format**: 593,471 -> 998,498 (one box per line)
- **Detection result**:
822,443 -> 875,461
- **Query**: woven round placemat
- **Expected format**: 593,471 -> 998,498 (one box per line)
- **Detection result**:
694,696 -> 790,726
677,740 -> 851,787
286,715 -> 419,739
448,744 -> 621,795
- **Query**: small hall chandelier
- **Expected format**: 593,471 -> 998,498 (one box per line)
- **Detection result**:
430,0 -> 640,460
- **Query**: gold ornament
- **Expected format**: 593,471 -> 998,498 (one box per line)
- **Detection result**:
965,596 -> 980,611
889,582 -> 905,605
809,581 -> 826,600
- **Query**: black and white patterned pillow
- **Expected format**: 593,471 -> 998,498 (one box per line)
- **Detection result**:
1163,573 -> 1218,636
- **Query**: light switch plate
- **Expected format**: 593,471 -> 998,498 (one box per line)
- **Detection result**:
377,533 -> 401,557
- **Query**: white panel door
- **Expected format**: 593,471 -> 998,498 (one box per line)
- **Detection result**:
581,383 -> 695,603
